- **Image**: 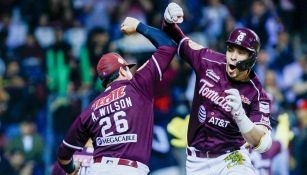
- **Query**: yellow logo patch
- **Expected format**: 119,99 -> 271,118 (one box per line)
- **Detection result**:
224,151 -> 245,169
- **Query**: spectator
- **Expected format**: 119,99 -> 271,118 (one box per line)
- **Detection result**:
199,0 -> 230,47
283,51 -> 307,103
243,0 -> 279,48
6,120 -> 44,164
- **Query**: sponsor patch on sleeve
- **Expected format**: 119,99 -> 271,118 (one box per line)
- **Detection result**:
260,115 -> 271,126
259,101 -> 270,114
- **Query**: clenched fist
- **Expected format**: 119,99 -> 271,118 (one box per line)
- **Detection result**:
121,17 -> 140,35
225,89 -> 246,120
164,2 -> 184,23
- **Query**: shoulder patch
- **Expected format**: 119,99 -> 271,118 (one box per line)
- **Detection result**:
188,40 -> 204,50
259,101 -> 270,114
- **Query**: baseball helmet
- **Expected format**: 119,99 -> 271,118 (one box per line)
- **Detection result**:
97,52 -> 136,80
226,28 -> 261,71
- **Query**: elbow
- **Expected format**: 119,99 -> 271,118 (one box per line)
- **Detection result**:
253,131 -> 272,153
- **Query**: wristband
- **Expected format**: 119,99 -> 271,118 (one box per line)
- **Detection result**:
59,159 -> 75,174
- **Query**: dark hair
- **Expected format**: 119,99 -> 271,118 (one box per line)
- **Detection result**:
101,70 -> 119,88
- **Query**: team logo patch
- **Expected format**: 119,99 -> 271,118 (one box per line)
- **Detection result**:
188,40 -> 204,50
260,115 -> 270,126
206,69 -> 220,82
198,105 -> 207,123
235,31 -> 247,45
259,101 -> 270,113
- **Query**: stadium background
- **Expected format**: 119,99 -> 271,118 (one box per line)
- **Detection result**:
0,0 -> 306,175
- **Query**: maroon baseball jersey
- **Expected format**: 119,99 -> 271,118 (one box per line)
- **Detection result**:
58,46 -> 176,165
178,38 -> 272,153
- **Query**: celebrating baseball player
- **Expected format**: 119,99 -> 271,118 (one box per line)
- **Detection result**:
162,2 -> 272,175
57,16 -> 177,175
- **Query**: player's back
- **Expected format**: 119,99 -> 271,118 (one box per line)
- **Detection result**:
82,79 -> 154,165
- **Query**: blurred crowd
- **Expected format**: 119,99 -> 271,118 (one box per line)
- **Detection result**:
0,0 -> 306,175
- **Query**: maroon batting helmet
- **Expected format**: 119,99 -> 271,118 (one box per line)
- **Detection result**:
97,52 -> 136,80
226,28 -> 261,71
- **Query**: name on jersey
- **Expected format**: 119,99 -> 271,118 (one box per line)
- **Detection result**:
91,97 -> 132,121
199,79 -> 231,112
208,117 -> 230,128
92,86 -> 127,110
96,134 -> 137,146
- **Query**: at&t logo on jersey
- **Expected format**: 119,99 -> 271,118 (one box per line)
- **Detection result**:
198,105 -> 207,123
208,117 -> 230,128
92,86 -> 126,110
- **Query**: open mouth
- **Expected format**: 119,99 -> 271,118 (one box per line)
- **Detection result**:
229,64 -> 237,70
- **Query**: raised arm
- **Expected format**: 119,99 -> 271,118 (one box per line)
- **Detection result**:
121,17 -> 176,48
121,17 -> 177,97
161,3 -> 212,72
161,2 -> 186,43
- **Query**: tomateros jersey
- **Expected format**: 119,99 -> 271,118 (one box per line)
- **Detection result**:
59,46 -> 176,165
178,38 -> 271,153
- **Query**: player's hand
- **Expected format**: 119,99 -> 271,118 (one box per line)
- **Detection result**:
121,17 -> 140,35
164,2 -> 184,23
225,89 -> 245,120
67,161 -> 81,175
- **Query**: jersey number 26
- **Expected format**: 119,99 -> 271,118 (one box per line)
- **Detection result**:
99,111 -> 129,137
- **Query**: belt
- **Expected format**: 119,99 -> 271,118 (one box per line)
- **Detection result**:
187,147 -> 235,158
94,157 -> 138,168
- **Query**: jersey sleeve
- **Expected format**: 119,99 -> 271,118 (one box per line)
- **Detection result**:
131,46 -> 176,98
177,38 -> 216,72
249,88 -> 272,130
57,108 -> 91,160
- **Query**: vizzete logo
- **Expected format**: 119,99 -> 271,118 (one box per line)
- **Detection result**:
92,86 -> 126,110
198,79 -> 231,112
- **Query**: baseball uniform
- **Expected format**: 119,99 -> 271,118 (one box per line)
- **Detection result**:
57,22 -> 177,175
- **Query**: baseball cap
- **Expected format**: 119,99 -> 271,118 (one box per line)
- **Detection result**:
97,52 -> 136,80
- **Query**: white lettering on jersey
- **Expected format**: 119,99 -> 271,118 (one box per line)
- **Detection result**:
96,134 -> 137,146
91,112 -> 98,122
99,97 -> 132,117
198,105 -> 207,123
199,79 -> 231,112
206,69 -> 220,82
208,117 -> 230,128
259,101 -> 270,113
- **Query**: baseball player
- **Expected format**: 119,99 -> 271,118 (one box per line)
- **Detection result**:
162,3 -> 272,175
56,17 -> 177,175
